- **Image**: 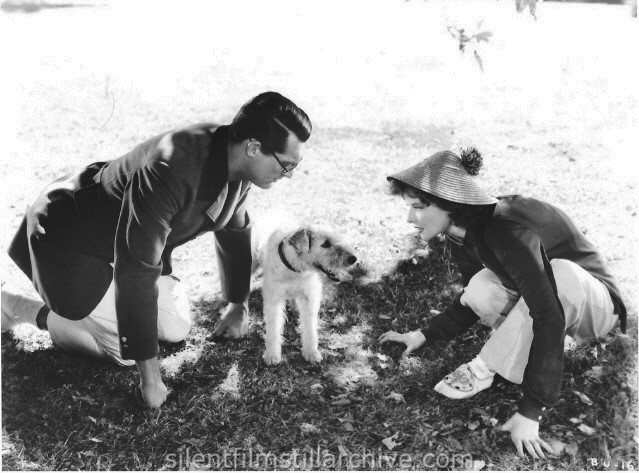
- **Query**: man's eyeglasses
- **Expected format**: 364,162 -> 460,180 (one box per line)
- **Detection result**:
271,151 -> 301,174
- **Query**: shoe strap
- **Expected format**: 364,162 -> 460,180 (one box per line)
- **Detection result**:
467,358 -> 493,380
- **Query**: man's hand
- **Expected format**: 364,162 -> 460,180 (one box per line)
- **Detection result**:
377,329 -> 426,356
136,356 -> 168,408
212,302 -> 249,339
500,412 -> 553,459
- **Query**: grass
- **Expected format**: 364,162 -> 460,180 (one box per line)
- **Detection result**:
2,0 -> 637,470
2,235 -> 637,470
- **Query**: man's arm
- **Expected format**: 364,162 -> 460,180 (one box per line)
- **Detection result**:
113,133 -> 193,406
212,188 -> 252,338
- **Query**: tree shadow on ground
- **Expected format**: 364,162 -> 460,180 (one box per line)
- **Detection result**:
1,236 -> 636,470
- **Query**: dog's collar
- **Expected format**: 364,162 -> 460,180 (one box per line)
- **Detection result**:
278,240 -> 299,273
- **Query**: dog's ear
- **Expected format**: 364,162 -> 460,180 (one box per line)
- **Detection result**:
288,228 -> 311,253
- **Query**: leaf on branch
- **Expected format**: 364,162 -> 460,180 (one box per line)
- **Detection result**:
447,25 -> 461,39
515,0 -> 538,19
474,51 -> 484,72
474,31 -> 493,43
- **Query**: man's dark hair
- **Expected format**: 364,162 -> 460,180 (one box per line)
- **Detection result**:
229,92 -> 312,153
387,179 -> 494,228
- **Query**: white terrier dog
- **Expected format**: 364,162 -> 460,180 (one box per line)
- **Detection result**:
253,220 -> 357,365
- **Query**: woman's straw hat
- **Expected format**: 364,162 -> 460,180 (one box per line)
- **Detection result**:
387,149 -> 497,205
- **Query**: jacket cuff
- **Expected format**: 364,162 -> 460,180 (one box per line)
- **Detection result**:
121,339 -> 160,361
215,225 -> 252,303
421,328 -> 435,344
517,395 -> 547,422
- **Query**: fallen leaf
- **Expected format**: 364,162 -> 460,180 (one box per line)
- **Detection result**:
73,395 -> 96,404
89,438 -> 102,443
481,416 -> 499,427
382,433 -> 402,450
328,341 -> 348,350
300,423 -> 318,433
569,417 -> 582,424
578,424 -> 596,435
467,421 -> 480,431
565,442 -> 579,456
342,422 -> 354,432
185,438 -> 204,447
331,399 -> 351,406
573,390 -> 594,406
429,309 -> 441,315
447,437 -> 463,450
584,366 -> 603,379
383,422 -> 391,428
338,445 -> 349,456
378,315 -> 392,320
310,383 -> 323,390
87,416 -> 97,424
471,459 -> 486,470
376,353 -> 389,361
384,392 -> 405,403
548,439 -> 567,455
338,416 -> 354,423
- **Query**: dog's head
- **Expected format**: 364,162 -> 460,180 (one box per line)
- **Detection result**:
286,227 -> 357,283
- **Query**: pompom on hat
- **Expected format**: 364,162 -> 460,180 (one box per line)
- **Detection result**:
387,148 -> 497,205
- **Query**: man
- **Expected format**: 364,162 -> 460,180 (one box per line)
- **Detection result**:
2,91 -> 312,408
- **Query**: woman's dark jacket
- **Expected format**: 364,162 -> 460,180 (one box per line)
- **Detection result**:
421,195 -> 626,421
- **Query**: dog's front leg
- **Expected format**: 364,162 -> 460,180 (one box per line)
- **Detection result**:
295,293 -> 322,363
263,292 -> 286,365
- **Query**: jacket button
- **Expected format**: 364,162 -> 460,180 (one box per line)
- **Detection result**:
121,337 -> 127,342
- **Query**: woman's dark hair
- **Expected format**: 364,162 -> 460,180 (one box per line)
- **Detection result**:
228,91 -> 312,153
387,179 -> 492,228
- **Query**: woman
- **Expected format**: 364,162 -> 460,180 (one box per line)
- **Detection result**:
378,148 -> 626,458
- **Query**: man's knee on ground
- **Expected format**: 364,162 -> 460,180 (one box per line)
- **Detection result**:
158,311 -> 192,343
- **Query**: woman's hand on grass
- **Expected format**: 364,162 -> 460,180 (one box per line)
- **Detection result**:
500,412 -> 553,459
377,329 -> 426,356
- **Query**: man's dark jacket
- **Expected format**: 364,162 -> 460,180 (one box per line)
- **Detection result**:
8,124 -> 252,360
